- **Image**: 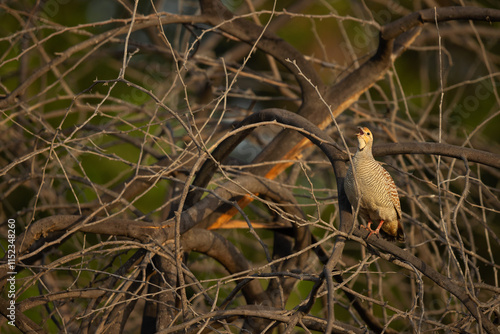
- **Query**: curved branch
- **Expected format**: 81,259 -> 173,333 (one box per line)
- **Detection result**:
156,305 -> 365,334
382,6 -> 500,41
187,108 -> 348,206
372,142 -> 500,169
182,107 -> 354,331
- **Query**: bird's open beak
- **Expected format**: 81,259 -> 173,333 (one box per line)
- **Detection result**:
356,127 -> 367,150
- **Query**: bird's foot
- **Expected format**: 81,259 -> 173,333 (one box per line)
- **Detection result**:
362,221 -> 384,239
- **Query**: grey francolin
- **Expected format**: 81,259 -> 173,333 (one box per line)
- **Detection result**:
344,127 -> 405,242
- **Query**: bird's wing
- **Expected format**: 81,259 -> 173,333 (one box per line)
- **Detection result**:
381,166 -> 402,220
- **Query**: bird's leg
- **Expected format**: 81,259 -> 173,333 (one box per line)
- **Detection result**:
362,220 -> 384,238
361,221 -> 372,231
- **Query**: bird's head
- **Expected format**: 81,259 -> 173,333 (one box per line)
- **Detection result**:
356,127 -> 373,151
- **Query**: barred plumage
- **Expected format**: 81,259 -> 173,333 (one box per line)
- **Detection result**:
344,127 -> 405,242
